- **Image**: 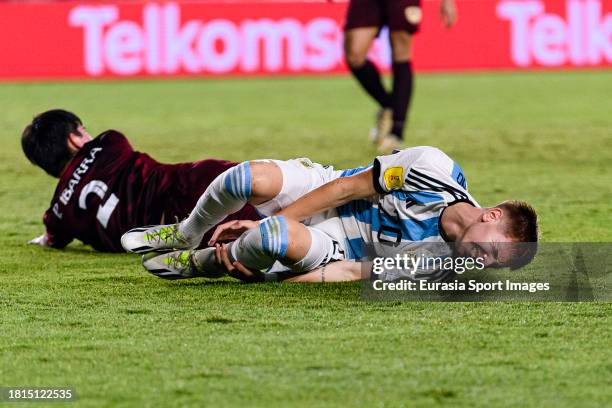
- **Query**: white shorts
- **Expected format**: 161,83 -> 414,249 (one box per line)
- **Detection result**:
289,210 -> 350,272
254,158 -> 341,218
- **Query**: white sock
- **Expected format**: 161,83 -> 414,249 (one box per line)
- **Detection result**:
178,161 -> 252,243
229,216 -> 289,270
194,217 -> 315,276
192,225 -> 276,273
194,216 -> 288,272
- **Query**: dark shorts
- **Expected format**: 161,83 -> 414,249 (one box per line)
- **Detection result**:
344,0 -> 422,34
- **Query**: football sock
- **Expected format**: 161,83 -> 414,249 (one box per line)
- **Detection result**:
193,216 -> 288,272
390,61 -> 414,140
349,59 -> 392,108
178,161 -> 252,244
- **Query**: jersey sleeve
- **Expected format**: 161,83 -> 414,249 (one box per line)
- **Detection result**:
372,146 -> 468,195
43,210 -> 74,249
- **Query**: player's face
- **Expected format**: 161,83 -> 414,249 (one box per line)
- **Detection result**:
455,209 -> 514,267
67,126 -> 93,153
76,126 -> 93,143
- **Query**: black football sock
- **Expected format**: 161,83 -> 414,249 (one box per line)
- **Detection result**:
391,61 -> 414,140
349,59 -> 392,108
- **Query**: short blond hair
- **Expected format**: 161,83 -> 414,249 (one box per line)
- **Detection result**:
496,200 -> 539,269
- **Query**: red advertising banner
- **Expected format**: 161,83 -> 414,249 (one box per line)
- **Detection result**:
0,0 -> 610,80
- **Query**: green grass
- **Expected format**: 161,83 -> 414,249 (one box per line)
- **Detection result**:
0,71 -> 611,407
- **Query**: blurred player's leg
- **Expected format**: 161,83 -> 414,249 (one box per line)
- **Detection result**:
344,0 -> 393,144
378,0 -> 420,154
142,216 -> 346,279
344,28 -> 391,111
380,30 -> 413,153
345,30 -> 393,144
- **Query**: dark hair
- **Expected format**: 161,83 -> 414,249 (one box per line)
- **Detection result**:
21,109 -> 82,177
496,200 -> 540,269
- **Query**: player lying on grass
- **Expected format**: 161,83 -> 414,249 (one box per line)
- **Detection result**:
21,109 -> 259,252
121,146 -> 539,282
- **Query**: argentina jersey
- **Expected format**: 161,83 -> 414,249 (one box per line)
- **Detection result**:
336,146 -> 480,262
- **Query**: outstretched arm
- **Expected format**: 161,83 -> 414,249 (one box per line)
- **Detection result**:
277,169 -> 376,222
284,261 -> 363,282
42,212 -> 74,249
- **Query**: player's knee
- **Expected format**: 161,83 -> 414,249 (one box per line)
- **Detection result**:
389,32 -> 412,61
258,216 -> 289,258
223,160 -> 281,202
344,38 -> 367,68
249,161 -> 282,204
344,48 -> 367,69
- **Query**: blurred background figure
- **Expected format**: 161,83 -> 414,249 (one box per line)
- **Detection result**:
344,0 -> 457,153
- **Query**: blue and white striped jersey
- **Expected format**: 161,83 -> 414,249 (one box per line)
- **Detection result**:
337,146 -> 480,260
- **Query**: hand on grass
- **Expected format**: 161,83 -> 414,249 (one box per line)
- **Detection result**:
28,233 -> 49,247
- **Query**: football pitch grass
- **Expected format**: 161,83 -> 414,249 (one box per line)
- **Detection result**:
0,71 -> 610,407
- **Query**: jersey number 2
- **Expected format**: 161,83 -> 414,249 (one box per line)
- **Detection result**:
79,180 -> 119,228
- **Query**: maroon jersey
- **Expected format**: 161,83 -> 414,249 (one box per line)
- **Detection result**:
43,130 -> 259,252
